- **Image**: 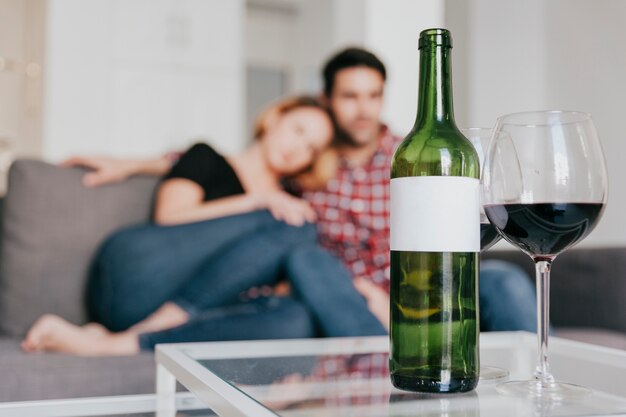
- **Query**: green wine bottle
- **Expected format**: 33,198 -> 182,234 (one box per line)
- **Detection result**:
389,28 -> 480,393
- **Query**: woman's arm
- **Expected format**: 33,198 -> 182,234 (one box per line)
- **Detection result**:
154,178 -> 317,226
153,178 -> 257,225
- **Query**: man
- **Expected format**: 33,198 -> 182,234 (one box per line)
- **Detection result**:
66,47 -> 537,333
306,48 -> 536,331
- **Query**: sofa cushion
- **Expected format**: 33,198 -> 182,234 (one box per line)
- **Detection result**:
0,160 -> 159,337
483,247 -> 626,334
0,337 -> 155,401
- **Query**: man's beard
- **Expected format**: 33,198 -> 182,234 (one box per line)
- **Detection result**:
334,125 -> 377,148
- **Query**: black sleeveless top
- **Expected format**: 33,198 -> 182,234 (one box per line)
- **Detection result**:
163,143 -> 245,201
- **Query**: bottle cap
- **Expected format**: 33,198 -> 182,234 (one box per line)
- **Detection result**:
419,28 -> 453,49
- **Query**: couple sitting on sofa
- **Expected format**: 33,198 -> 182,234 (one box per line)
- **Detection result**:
22,48 -> 537,356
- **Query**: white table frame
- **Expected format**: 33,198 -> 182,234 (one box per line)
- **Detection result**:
0,392 -> 205,417
155,332 -> 626,417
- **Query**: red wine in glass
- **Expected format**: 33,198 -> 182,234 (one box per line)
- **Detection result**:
480,221 -> 501,252
484,203 -> 604,257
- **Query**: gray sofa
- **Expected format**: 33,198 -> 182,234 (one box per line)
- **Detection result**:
0,160 -> 158,401
0,159 -> 624,402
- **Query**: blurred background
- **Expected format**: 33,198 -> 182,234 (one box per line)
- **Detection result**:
1,0 -> 625,247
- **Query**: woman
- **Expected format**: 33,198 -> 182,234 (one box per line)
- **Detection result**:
22,96 -> 386,356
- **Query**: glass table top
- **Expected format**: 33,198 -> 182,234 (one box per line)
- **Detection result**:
156,332 -> 626,417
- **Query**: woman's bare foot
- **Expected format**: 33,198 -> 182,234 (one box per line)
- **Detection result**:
128,302 -> 189,334
22,314 -> 139,356
82,322 -> 110,337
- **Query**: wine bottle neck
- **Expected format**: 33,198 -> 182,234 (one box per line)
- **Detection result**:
414,45 -> 456,129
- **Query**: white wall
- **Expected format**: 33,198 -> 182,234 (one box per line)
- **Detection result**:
0,0 -> 45,160
290,0 -> 334,92
446,0 -> 626,247
363,0 -> 446,136
455,0 -> 548,127
245,3 -> 295,70
542,0 -> 626,247
330,0 -> 365,50
43,0 -> 244,160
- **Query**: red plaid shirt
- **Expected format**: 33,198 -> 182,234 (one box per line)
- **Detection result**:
302,128 -> 401,294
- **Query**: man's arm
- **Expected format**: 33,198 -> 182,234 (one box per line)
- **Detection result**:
61,155 -> 173,187
353,278 -> 390,330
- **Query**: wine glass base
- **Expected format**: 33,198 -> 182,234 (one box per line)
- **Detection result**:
496,379 -> 592,399
479,366 -> 509,382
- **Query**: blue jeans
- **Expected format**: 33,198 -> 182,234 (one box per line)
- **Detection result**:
479,259 -> 537,332
137,256 -> 535,349
138,296 -> 317,348
87,210 -> 386,347
89,210 -> 285,330
135,241 -> 387,344
284,245 -> 387,337
89,210 -> 534,349
137,243 -> 387,349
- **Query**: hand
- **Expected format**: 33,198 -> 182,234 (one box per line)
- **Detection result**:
354,278 -> 390,330
243,283 -> 291,299
61,156 -> 137,187
254,190 -> 317,226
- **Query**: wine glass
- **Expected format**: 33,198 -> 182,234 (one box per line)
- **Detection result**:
462,128 -> 503,252
482,111 -> 608,398
461,128 -> 508,382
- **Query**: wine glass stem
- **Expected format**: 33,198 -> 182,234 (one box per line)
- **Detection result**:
534,259 -> 555,387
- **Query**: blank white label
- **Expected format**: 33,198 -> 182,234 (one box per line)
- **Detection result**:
390,176 -> 480,252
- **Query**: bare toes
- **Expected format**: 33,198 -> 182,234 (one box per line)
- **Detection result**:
22,314 -> 62,352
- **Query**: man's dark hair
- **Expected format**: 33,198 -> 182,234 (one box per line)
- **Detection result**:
322,47 -> 386,97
